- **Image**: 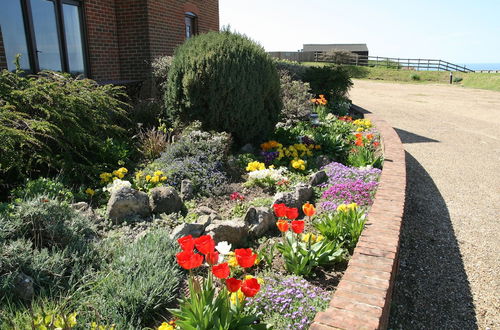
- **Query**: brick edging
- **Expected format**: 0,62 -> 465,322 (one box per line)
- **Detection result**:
311,104 -> 406,330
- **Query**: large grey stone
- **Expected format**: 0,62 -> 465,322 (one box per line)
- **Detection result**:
272,183 -> 314,214
150,186 -> 183,214
244,207 -> 275,238
170,223 -> 205,240
13,272 -> 34,301
205,220 -> 248,247
316,155 -> 333,169
106,187 -> 150,223
309,170 -> 328,186
197,206 -> 218,215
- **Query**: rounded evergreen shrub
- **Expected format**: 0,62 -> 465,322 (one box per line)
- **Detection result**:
165,30 -> 282,144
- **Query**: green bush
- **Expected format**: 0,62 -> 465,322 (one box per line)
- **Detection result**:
165,30 -> 282,144
0,68 -> 130,193
11,177 -> 74,202
279,70 -> 313,122
274,59 -> 307,81
146,128 -> 231,196
0,198 -> 98,298
410,73 -> 421,81
152,55 -> 174,93
81,230 -> 182,328
303,65 -> 353,101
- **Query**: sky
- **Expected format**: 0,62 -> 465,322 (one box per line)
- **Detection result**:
219,0 -> 500,64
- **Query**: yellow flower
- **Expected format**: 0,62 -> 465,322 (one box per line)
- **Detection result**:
301,233 -> 316,243
157,322 -> 174,330
348,202 -> 358,210
154,170 -> 164,176
291,159 -> 306,171
337,204 -> 348,213
112,177 -> 119,181
246,161 -> 266,172
85,188 -> 95,196
160,176 -> 167,181
230,289 -> 245,304
135,171 -> 143,181
228,256 -> 238,267
145,175 -> 152,182
99,172 -> 112,183
151,175 -> 160,183
316,235 -> 325,242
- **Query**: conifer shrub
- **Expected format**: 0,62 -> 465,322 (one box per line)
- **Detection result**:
303,65 -> 353,101
165,30 -> 282,144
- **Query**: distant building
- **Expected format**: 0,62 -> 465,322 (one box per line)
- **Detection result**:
302,44 -> 369,58
0,0 -> 219,82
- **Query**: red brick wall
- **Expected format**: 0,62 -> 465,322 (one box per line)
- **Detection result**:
0,0 -> 219,81
84,0 -> 121,80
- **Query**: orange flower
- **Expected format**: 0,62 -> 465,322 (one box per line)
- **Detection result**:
366,134 -> 374,140
302,202 -> 316,217
355,133 -> 363,139
276,219 -> 289,232
373,141 -> 380,147
355,139 -> 364,147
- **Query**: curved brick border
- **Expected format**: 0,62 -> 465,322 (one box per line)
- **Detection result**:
311,105 -> 406,330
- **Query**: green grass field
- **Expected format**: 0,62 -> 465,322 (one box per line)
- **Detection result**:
300,62 -> 500,92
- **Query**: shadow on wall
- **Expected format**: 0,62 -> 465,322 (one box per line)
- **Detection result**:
393,128 -> 439,144
389,151 -> 477,329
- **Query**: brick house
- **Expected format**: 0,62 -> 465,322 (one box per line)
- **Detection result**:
0,0 -> 219,82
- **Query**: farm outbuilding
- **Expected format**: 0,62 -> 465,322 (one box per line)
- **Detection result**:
302,44 -> 369,58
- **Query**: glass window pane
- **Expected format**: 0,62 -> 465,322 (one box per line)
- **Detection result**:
30,0 -> 62,71
0,0 -> 31,71
63,3 -> 84,75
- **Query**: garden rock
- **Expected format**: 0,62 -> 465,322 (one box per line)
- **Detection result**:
205,220 -> 248,247
273,184 -> 314,211
149,186 -> 183,214
196,214 -> 217,229
181,179 -> 194,200
309,170 -> 328,186
107,187 -> 150,223
244,206 -> 275,238
170,223 -> 205,240
316,155 -> 333,168
13,272 -> 34,301
197,206 -> 218,216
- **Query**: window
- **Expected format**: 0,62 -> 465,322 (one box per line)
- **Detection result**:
185,12 -> 197,39
0,0 -> 87,75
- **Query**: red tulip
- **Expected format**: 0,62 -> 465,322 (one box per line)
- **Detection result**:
226,277 -> 242,292
276,219 -> 289,232
241,278 -> 260,297
373,141 -> 380,147
355,139 -> 364,147
291,220 -> 305,234
194,235 -> 215,255
285,207 -> 299,220
176,251 -> 203,270
212,263 -> 230,279
177,235 -> 195,251
234,248 -> 257,268
205,251 -> 219,265
302,202 -> 316,217
273,203 -> 287,218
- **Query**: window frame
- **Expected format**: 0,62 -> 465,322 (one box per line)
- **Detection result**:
15,0 -> 88,76
184,11 -> 198,39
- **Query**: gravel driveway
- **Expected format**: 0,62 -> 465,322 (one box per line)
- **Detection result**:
350,80 -> 500,329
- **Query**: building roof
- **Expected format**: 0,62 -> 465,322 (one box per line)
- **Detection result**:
302,44 -> 369,52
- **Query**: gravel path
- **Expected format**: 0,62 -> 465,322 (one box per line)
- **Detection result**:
350,80 -> 500,330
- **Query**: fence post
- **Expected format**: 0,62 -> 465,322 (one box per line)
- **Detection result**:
417,59 -> 420,71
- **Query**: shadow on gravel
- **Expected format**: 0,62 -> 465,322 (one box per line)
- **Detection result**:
388,151 -> 477,330
393,128 -> 439,144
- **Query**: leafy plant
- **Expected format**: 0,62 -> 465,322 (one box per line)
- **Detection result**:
137,127 -> 170,160
410,73 -> 421,81
347,146 -> 383,168
276,231 -> 345,276
303,65 -> 353,101
11,177 -> 74,202
165,30 -> 282,144
0,67 -> 130,191
279,70 -> 313,122
80,230 -> 182,328
146,129 -> 231,196
314,204 -> 366,250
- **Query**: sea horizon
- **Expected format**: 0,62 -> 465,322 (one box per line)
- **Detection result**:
461,63 -> 500,71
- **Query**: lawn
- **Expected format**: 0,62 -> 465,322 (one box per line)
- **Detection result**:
301,62 -> 500,92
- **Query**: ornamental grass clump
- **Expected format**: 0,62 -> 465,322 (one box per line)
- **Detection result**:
165,30 -> 281,144
245,274 -> 331,330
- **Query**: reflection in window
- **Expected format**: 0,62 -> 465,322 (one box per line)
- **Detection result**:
63,4 -> 84,75
0,0 -> 31,71
30,0 -> 62,71
185,12 -> 197,39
